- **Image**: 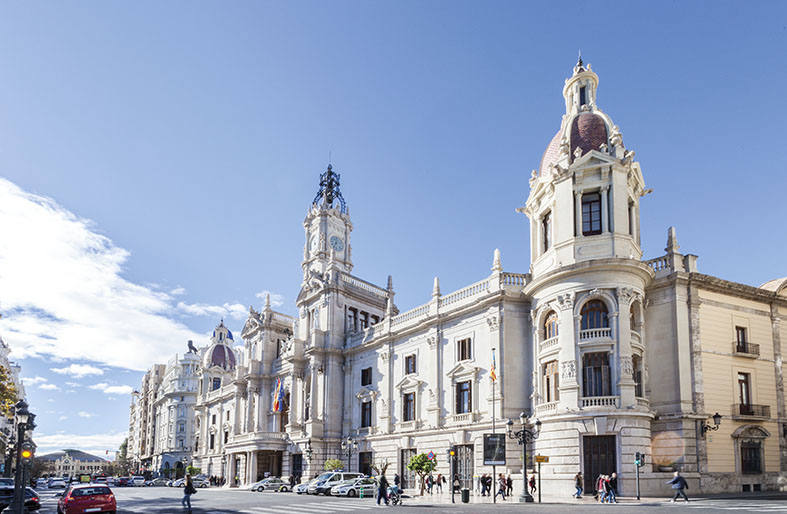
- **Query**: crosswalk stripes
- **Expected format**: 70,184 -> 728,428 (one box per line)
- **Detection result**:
237,500 -> 377,514
683,500 -> 787,511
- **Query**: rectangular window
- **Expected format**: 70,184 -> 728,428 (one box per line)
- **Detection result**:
403,392 -> 415,422
581,192 -> 602,235
457,338 -> 472,361
211,414 -> 216,425
542,211 -> 552,252
223,431 -> 228,444
543,360 -> 559,403
456,381 -> 472,414
628,201 -> 634,236
633,355 -> 643,397
361,367 -> 372,386
276,339 -> 282,358
582,352 -> 611,397
371,315 -> 380,325
209,433 -> 215,450
360,311 -> 369,330
361,401 -> 372,428
741,441 -> 762,474
347,308 -> 358,332
212,377 -> 221,391
735,326 -> 747,351
405,354 -> 416,375
579,86 -> 587,106
738,372 -> 751,405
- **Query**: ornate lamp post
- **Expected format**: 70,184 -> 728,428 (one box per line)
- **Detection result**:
506,412 -> 541,503
303,439 -> 313,462
181,456 -> 189,478
701,412 -> 722,436
340,436 -> 358,472
8,400 -> 33,514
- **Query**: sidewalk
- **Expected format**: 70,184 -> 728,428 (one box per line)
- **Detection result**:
403,489 -> 787,505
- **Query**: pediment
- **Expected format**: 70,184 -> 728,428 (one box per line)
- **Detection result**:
241,315 -> 261,339
572,150 -> 617,168
395,374 -> 425,390
356,386 -> 378,399
445,361 -> 480,379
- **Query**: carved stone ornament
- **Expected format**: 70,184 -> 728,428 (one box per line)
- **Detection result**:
561,360 -> 577,380
599,143 -> 608,153
620,356 -> 633,376
559,137 -> 570,156
426,336 -> 437,349
610,125 -> 623,147
557,293 -> 575,311
486,315 -> 499,332
380,352 -> 390,362
617,287 -> 635,305
573,146 -> 584,160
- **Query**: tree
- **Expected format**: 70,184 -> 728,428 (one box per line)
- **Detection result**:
186,465 -> 201,476
371,458 -> 390,477
0,366 -> 18,417
323,459 -> 343,471
113,438 -> 130,476
406,453 -> 437,496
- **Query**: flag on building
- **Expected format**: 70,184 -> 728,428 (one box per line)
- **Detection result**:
272,377 -> 284,412
490,348 -> 497,382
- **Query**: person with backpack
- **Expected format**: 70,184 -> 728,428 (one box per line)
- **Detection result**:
529,474 -> 537,495
573,471 -> 583,499
667,471 -> 689,502
182,473 -> 196,513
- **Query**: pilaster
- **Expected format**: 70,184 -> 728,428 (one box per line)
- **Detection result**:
557,293 -> 579,409
616,287 -> 636,408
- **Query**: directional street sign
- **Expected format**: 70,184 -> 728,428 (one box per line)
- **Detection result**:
534,455 -> 549,463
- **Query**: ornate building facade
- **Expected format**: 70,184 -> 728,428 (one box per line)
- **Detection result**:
134,59 -> 787,495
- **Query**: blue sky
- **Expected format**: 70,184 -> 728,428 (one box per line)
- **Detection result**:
0,2 -> 785,456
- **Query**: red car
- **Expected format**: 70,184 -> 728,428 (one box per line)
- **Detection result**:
57,484 -> 116,514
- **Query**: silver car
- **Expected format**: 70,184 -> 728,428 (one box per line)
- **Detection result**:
331,477 -> 377,497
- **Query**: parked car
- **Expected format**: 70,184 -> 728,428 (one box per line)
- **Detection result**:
57,484 -> 116,514
93,476 -> 107,485
115,477 -> 130,487
35,478 -> 47,489
193,477 -> 209,488
309,472 -> 364,496
171,478 -> 185,487
0,479 -> 13,487
131,476 -> 146,487
295,480 -> 314,494
48,478 -> 67,489
0,486 -> 40,511
145,478 -> 169,487
250,477 -> 289,492
331,477 -> 377,498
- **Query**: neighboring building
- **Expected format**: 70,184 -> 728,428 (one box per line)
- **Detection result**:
127,363 -> 165,473
38,449 -> 110,477
0,333 -> 27,464
131,58 -> 787,494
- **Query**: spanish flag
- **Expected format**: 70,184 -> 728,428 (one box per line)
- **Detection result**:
490,348 -> 497,382
272,378 -> 284,412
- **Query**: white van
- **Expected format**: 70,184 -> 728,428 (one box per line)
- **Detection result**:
308,472 -> 364,495
131,476 -> 146,487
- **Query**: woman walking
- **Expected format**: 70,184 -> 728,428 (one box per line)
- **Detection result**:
182,474 -> 196,513
528,474 -> 537,495
573,471 -> 583,499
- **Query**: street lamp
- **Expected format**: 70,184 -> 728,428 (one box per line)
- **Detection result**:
181,456 -> 189,478
506,412 -> 541,503
8,400 -> 34,514
340,436 -> 358,472
701,412 -> 722,436
304,439 -> 313,462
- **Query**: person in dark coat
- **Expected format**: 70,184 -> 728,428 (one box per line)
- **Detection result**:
607,472 -> 618,503
506,474 -> 513,496
377,474 -> 390,505
667,471 -> 689,502
182,474 -> 196,513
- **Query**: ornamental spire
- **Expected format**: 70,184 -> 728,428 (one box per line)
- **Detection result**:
312,164 -> 347,213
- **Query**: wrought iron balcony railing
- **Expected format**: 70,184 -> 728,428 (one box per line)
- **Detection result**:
732,341 -> 760,357
732,403 -> 770,418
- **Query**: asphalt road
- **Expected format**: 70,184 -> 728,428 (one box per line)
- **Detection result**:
34,486 -> 787,514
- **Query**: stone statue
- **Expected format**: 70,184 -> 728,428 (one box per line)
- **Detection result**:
187,340 -> 198,354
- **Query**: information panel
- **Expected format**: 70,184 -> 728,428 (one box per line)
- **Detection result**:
483,433 -> 506,466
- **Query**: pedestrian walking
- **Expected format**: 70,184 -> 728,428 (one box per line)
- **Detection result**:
289,474 -> 296,489
394,473 -> 401,490
479,474 -> 486,496
667,471 -> 689,502
607,472 -> 618,503
529,474 -> 537,495
436,473 -> 444,493
427,473 -> 434,494
181,474 -> 196,513
377,474 -> 390,506
453,474 -> 460,493
506,474 -> 513,496
573,471 -> 583,498
494,473 -> 507,501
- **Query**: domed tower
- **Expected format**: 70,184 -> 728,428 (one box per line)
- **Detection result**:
200,321 -> 237,393
522,59 -> 654,496
520,57 -> 647,275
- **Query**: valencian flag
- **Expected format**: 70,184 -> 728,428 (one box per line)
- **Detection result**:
490,348 -> 497,382
272,378 -> 285,412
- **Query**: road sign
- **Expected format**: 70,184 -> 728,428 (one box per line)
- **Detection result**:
483,434 -> 506,465
427,451 -> 435,460
534,455 -> 549,463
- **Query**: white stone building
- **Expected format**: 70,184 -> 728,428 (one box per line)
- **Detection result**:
141,58 -> 786,495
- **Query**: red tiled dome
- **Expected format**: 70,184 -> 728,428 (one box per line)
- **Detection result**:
570,113 -> 607,162
538,130 -> 562,177
205,343 -> 236,370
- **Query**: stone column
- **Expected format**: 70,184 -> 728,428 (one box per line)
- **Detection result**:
616,288 -> 636,408
556,293 -> 579,409
601,185 -> 609,233
574,190 -> 582,236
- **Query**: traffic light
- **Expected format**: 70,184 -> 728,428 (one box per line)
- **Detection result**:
634,452 -> 644,467
20,442 -> 33,464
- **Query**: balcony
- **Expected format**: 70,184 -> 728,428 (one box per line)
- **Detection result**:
539,336 -> 559,354
579,328 -> 612,341
449,413 -> 475,425
581,396 -> 619,408
732,341 -> 760,358
535,401 -> 558,416
731,403 -> 770,420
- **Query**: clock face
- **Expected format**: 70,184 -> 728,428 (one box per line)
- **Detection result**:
329,235 -> 344,252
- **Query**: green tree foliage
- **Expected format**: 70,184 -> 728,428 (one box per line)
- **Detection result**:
323,458 -> 343,471
186,465 -> 201,476
406,453 -> 437,496
0,366 -> 18,417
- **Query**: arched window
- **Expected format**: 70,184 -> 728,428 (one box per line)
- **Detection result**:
581,300 -> 609,330
544,311 -> 559,339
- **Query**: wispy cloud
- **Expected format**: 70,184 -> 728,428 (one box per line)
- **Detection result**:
22,376 -> 48,386
255,291 -> 285,308
88,383 -> 133,396
39,383 -> 60,391
176,301 -> 247,320
77,411 -> 95,418
51,364 -> 104,378
169,287 -> 186,296
34,431 -> 127,455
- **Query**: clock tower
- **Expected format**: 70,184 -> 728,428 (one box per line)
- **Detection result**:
302,164 -> 353,280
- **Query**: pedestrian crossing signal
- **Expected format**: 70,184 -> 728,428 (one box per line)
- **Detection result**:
635,452 -> 644,467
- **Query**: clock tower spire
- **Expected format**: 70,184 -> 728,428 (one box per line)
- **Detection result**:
303,164 -> 353,280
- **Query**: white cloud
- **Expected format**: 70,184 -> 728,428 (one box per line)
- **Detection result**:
39,383 -> 60,391
51,364 -> 104,378
0,178 -> 210,371
169,287 -> 186,296
77,411 -> 95,418
88,383 -> 133,396
255,290 -> 285,308
22,376 -> 48,386
58,415 -> 68,421
176,301 -> 247,320
34,431 -> 127,456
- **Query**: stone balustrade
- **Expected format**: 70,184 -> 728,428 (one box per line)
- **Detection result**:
341,273 -> 389,297
539,336 -> 559,353
535,401 -> 558,416
581,396 -> 619,408
644,255 -> 671,276
579,327 -> 612,341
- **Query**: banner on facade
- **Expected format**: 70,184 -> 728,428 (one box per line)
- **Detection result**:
483,433 -> 506,466
272,377 -> 284,412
